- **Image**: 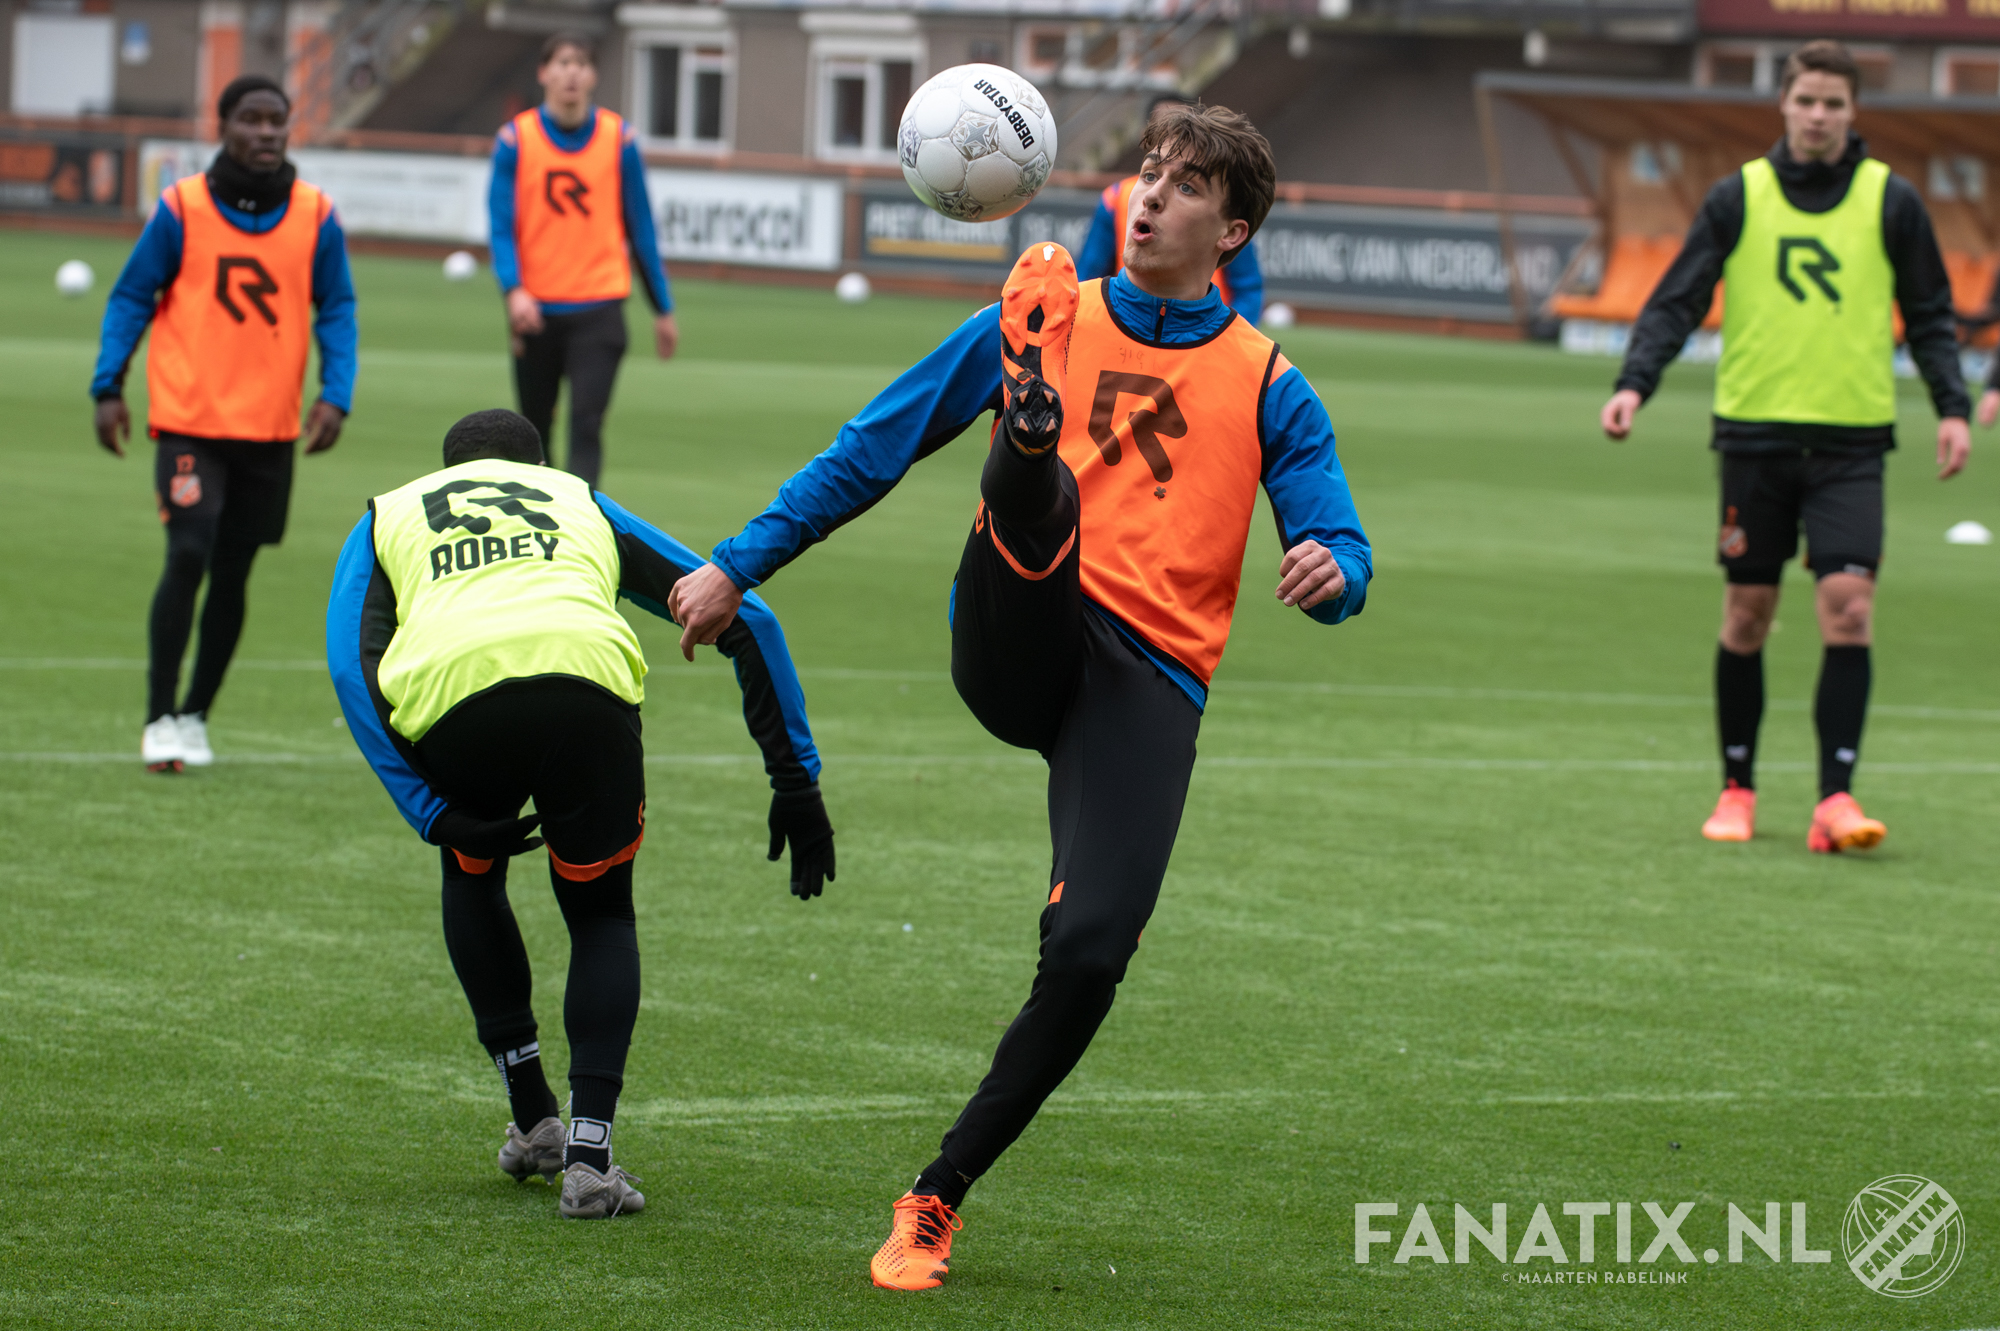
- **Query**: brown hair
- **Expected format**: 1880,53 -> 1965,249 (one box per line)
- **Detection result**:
1138,103 -> 1277,266
1780,40 -> 1859,99
540,31 -> 597,67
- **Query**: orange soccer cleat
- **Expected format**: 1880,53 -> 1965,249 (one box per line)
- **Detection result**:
997,241 -> 1079,453
1701,783 -> 1757,842
870,1191 -> 962,1291
1808,792 -> 1886,854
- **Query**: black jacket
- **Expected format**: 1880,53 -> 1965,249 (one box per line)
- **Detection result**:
1614,134 -> 1968,452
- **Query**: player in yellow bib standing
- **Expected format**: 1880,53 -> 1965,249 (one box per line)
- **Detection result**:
328,409 -> 833,1219
1601,40 -> 1970,852
91,74 -> 356,773
670,104 -> 1371,1287
489,32 -> 676,489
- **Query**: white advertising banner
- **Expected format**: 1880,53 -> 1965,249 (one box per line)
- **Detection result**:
138,143 -> 846,270
139,140 -> 491,242
646,168 -> 842,271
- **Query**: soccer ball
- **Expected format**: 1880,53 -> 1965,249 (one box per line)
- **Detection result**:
899,64 -> 1056,223
834,271 -> 872,303
55,260 -> 93,297
442,250 -> 478,282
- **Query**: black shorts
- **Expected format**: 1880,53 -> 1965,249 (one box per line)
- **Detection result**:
1717,452 -> 1883,585
153,432 -> 295,549
414,677 -> 646,880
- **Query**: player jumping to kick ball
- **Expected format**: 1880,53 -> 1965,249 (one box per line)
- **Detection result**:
1601,40 -> 1970,852
670,103 -> 1370,1287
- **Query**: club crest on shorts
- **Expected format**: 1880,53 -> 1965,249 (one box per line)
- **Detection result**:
169,473 -> 203,508
1718,504 -> 1748,558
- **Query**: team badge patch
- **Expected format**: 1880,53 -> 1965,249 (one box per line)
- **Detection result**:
169,474 -> 203,508
1718,504 -> 1747,558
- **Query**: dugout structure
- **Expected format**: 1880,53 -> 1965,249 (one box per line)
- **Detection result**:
1474,72 -> 2000,340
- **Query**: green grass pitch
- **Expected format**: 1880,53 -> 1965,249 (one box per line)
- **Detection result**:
1,228 -> 1996,1329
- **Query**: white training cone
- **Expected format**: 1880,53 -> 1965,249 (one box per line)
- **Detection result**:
1945,520 -> 1992,545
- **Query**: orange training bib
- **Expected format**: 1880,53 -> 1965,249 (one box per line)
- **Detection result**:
1057,277 -> 1282,682
146,174 -> 322,442
512,107 -> 631,305
1106,175 -> 1233,306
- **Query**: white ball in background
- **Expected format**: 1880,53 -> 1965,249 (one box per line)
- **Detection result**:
898,64 -> 1057,223
835,271 -> 872,304
1263,301 -> 1296,329
55,260 -> 94,297
1945,519 -> 1992,545
442,250 -> 479,282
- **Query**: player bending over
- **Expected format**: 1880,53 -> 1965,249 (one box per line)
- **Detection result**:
327,410 -> 833,1218
671,104 -> 1370,1287
1600,40 -> 1969,852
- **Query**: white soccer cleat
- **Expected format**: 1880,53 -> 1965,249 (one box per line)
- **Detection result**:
142,717 -> 184,773
176,713 -> 214,767
498,1117 -> 566,1181
560,1161 -> 645,1218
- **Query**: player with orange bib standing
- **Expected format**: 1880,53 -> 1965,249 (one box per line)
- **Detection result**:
489,32 -> 676,489
670,104 -> 1369,1287
91,74 -> 356,773
1077,93 -> 1263,324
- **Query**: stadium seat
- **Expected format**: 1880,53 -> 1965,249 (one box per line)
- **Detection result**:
1550,235 -> 1723,330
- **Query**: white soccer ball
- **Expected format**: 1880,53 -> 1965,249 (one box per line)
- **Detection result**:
898,64 -> 1056,223
1945,519 -> 1992,545
55,259 -> 94,297
442,250 -> 479,282
834,271 -> 871,303
1263,301 -> 1296,329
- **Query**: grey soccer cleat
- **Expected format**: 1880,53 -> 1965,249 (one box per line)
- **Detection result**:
498,1117 -> 566,1181
560,1162 -> 645,1218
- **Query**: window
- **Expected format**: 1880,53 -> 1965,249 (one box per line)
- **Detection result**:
632,35 -> 731,151
648,46 -> 680,138
12,14 -> 115,115
1938,49 -> 2000,96
1023,28 -> 1067,74
814,49 -> 922,161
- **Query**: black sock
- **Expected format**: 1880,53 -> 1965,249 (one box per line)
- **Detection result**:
979,421 -> 1077,572
1815,645 -> 1871,798
179,544 -> 255,715
1715,646 -> 1764,790
147,541 -> 208,721
912,1153 -> 974,1210
566,1075 -> 619,1173
485,1039 -> 560,1131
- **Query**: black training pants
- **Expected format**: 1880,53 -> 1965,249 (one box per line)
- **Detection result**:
937,432 -> 1202,1184
416,679 -> 646,1092
513,301 -> 629,490
147,434 -> 294,721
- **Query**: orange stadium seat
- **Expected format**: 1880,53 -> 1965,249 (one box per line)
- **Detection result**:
1550,235 -> 1723,329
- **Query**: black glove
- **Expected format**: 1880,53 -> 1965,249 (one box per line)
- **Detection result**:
767,785 -> 835,900
429,807 -> 544,860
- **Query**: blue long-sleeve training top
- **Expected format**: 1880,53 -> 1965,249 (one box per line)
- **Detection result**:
488,106 -> 673,316
91,181 -> 358,410
709,269 -> 1369,712
327,489 -> 818,838
1077,192 -> 1265,326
